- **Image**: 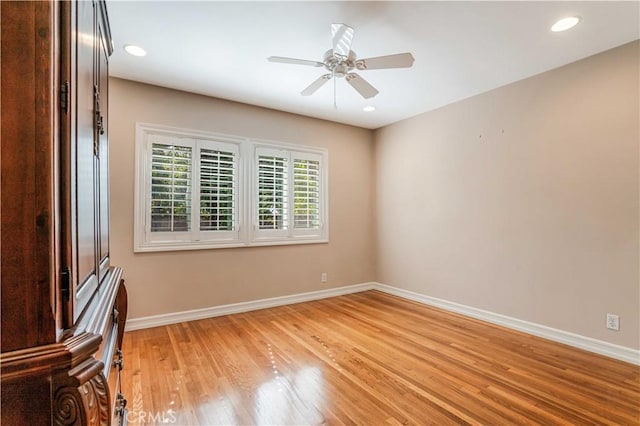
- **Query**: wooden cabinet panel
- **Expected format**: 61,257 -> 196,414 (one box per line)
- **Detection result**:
97,8 -> 111,281
73,0 -> 100,321
0,0 -> 57,352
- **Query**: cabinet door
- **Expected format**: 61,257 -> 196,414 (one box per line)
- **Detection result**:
97,7 -> 110,282
70,0 -> 99,322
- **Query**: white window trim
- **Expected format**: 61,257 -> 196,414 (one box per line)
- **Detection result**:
134,123 -> 328,252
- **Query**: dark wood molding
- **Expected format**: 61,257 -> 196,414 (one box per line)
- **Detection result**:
77,268 -> 123,338
1,343 -> 71,379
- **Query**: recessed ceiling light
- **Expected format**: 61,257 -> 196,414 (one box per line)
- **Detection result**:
551,16 -> 581,32
363,106 -> 376,112
124,44 -> 147,57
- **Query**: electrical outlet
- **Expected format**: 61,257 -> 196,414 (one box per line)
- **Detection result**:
606,313 -> 620,331
321,273 -> 327,283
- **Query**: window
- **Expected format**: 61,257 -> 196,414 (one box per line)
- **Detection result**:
252,148 -> 324,242
135,123 -> 328,252
137,131 -> 241,250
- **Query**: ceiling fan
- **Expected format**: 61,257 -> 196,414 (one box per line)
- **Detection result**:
268,23 -> 414,101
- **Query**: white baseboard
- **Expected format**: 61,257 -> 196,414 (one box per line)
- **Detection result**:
373,283 -> 640,366
125,281 -> 639,365
125,282 -> 376,331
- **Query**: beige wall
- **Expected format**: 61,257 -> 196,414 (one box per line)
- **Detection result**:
109,78 -> 375,319
374,41 -> 639,349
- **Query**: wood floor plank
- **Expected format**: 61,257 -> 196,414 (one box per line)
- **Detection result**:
121,291 -> 640,425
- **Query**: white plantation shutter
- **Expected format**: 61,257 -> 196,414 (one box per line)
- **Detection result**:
141,133 -> 241,248
199,145 -> 237,232
150,142 -> 192,233
253,147 -> 325,242
293,157 -> 321,229
257,153 -> 288,230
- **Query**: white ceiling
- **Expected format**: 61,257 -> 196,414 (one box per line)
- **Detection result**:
107,1 -> 639,130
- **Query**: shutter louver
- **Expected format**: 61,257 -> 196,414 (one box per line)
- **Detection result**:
150,143 -> 192,232
293,158 -> 321,229
258,155 -> 288,230
200,148 -> 236,231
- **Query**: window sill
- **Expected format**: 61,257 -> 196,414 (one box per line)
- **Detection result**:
133,237 -> 329,253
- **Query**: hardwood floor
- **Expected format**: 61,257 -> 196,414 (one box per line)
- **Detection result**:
121,291 -> 639,425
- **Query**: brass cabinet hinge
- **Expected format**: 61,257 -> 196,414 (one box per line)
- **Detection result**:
93,84 -> 104,157
113,349 -> 124,370
60,266 -> 71,301
115,392 -> 127,417
60,81 -> 69,114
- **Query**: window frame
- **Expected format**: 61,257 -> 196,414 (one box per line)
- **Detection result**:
134,123 -> 328,252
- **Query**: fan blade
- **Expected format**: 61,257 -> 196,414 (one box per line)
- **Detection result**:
268,56 -> 324,67
345,73 -> 379,99
355,53 -> 415,70
331,23 -> 354,58
301,74 -> 332,96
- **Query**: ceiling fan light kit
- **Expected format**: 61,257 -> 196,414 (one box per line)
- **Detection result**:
268,23 -> 414,103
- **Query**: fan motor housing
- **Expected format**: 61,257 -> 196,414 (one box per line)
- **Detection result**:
323,49 -> 356,77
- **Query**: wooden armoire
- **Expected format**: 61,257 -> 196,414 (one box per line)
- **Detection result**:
1,1 -> 128,424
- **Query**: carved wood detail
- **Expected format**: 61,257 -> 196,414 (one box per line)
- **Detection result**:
54,386 -> 83,425
80,372 -> 110,426
54,373 -> 110,426
53,358 -> 111,426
